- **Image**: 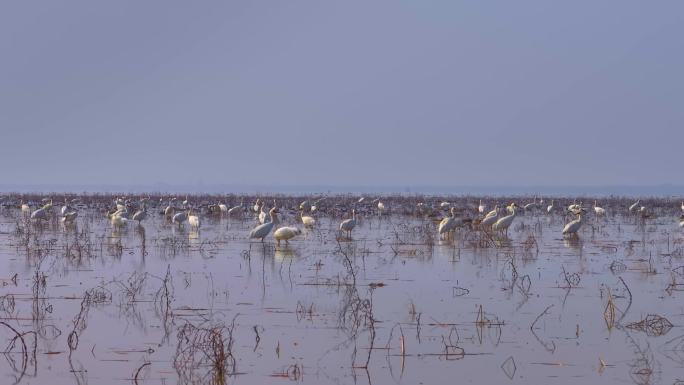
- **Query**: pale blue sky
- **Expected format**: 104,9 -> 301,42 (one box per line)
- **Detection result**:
1,1 -> 682,189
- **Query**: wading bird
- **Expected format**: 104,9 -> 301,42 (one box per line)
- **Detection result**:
228,204 -> 244,217
20,200 -> 30,215
300,211 -> 316,227
164,199 -> 176,218
132,205 -> 147,224
111,213 -> 128,228
478,200 -> 486,214
493,203 -> 519,236
593,201 -> 606,216
438,207 -> 464,240
481,205 -> 500,228
258,201 -> 268,224
377,201 -> 386,216
563,209 -> 587,236
188,210 -> 200,229
339,209 -> 357,239
274,226 -> 302,246
172,211 -> 188,228
62,210 -> 78,225
249,207 -> 279,242
31,207 -> 49,221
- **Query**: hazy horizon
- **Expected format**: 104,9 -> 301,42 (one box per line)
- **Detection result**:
1,1 -> 682,188
1,182 -> 681,198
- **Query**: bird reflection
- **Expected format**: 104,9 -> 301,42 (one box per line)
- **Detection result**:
275,246 -> 298,262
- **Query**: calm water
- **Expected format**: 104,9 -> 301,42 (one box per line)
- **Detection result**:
0,198 -> 683,384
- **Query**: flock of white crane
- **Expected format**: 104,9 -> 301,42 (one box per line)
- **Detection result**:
14,196 -> 684,245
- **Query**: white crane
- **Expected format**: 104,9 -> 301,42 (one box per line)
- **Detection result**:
164,199 -> 176,218
339,209 -> 357,238
274,226 -> 302,246
481,205 -> 500,228
20,200 -> 30,215
258,201 -> 269,224
172,211 -> 188,228
300,211 -> 316,227
562,209 -> 586,236
188,210 -> 200,229
218,203 -> 228,214
31,207 -> 49,221
111,214 -> 128,228
493,204 -> 519,236
523,196 -> 539,212
477,199 -> 486,214
61,210 -> 78,225
132,205 -> 147,224
249,207 -> 279,242
228,204 -> 244,217
377,201 -> 386,216
593,200 -> 606,216
438,207 -> 462,240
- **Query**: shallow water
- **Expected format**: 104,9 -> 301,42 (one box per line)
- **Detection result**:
0,199 -> 683,385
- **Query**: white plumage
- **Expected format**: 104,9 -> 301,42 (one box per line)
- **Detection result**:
228,205 -> 243,217
438,207 -> 461,239
563,211 -> 586,236
249,207 -> 279,241
481,205 -> 500,228
274,226 -> 302,245
339,209 -> 357,238
188,211 -> 200,229
61,211 -> 78,224
377,201 -> 386,215
301,211 -> 316,227
493,204 -> 518,235
164,204 -> 175,218
593,200 -> 606,216
111,214 -> 128,228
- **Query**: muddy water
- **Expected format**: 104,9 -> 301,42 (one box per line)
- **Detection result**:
0,204 -> 683,384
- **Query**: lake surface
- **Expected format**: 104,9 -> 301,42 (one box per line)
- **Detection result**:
0,196 -> 682,384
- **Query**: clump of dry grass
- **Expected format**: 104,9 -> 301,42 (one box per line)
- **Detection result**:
174,318 -> 237,385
